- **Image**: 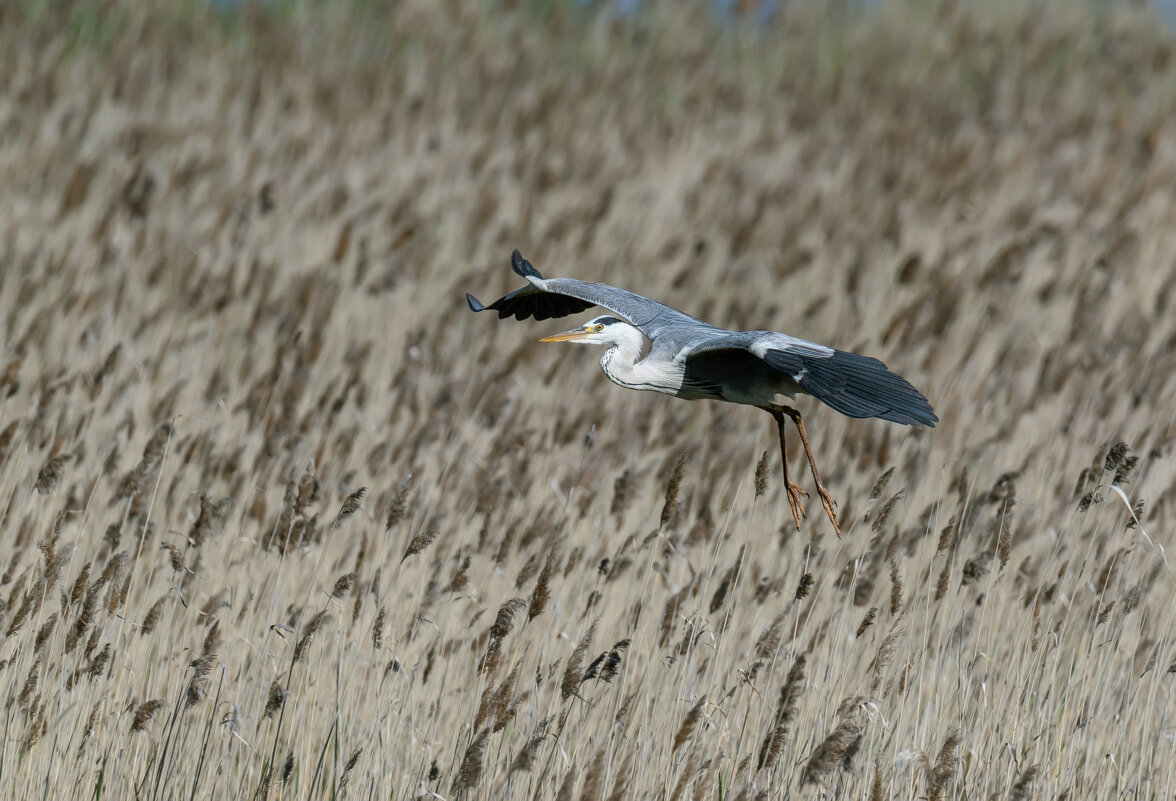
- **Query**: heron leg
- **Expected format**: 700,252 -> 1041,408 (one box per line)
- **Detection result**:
780,406 -> 841,536
769,409 -> 807,530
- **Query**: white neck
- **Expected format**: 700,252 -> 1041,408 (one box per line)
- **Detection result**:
598,325 -> 678,395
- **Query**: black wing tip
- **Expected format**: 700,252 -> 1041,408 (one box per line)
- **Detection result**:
881,404 -> 939,428
510,249 -> 543,280
466,293 -> 485,312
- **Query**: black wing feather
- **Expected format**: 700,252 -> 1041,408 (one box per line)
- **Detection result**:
511,249 -> 543,279
467,285 -> 595,321
467,251 -> 709,336
763,349 -> 937,427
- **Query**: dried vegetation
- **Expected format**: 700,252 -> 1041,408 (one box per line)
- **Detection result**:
1,0 -> 1175,797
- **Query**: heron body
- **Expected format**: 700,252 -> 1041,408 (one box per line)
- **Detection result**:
578,317 -> 804,406
468,250 -> 938,534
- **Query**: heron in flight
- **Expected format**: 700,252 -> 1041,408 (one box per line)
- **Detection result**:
467,251 -> 937,535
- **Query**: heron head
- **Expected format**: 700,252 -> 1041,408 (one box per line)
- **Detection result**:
539,316 -> 630,345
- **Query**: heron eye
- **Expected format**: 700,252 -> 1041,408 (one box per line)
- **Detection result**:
595,324 -> 604,332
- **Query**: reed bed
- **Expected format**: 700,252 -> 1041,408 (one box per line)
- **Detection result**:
1,1 -> 1175,798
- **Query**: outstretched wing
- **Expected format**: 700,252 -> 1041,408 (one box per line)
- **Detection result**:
685,332 -> 938,427
466,250 -> 720,342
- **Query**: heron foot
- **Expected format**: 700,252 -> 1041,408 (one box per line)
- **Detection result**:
777,405 -> 842,538
769,407 -> 811,531
784,480 -> 808,530
815,482 -> 840,537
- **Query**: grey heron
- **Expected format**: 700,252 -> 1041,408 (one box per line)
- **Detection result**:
467,250 -> 937,535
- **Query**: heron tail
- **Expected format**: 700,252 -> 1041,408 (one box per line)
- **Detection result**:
767,349 -> 938,427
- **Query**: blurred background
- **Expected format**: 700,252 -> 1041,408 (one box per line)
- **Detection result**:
2,1 -> 1176,798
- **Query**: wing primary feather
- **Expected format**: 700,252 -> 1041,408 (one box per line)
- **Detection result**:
763,348 -> 937,427
511,250 -> 543,279
466,294 -> 485,312
470,253 -> 714,338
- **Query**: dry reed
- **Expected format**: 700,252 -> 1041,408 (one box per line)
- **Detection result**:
0,2 -> 1172,799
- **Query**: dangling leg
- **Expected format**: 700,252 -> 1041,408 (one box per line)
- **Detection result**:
768,409 -> 808,530
781,406 -> 840,536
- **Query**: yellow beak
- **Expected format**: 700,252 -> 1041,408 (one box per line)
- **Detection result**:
539,325 -> 591,343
